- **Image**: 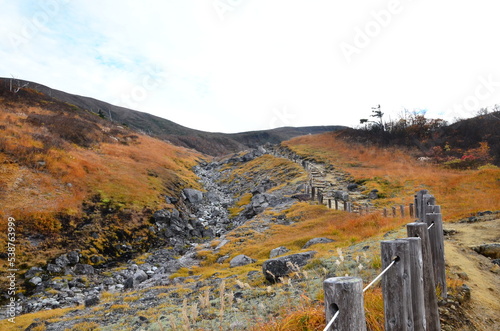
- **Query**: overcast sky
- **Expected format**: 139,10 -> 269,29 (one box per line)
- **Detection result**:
1,0 -> 500,133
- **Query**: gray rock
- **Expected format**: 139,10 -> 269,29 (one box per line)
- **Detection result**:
134,270 -> 148,283
205,191 -> 220,203
183,188 -> 204,204
270,246 -> 290,258
230,254 -> 256,268
29,276 -> 43,286
47,263 -> 63,275
302,237 -> 335,249
334,191 -> 349,201
74,264 -> 95,275
84,295 -> 100,308
67,251 -> 80,265
472,243 -> 500,259
347,183 -> 358,191
55,254 -> 70,268
368,189 -> 379,199
124,277 -> 135,289
262,251 -> 317,283
25,267 -> 43,279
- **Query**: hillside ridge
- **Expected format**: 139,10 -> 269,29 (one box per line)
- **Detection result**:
0,78 -> 347,155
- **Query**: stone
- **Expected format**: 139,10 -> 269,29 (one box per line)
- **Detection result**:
84,295 -> 100,308
25,267 -> 43,279
134,270 -> 148,283
67,251 -> 80,265
182,188 -> 203,204
302,237 -> 334,249
334,190 -> 349,201
29,276 -> 43,286
205,191 -> 220,203
368,189 -> 379,199
230,254 -> 256,268
472,243 -> 500,259
74,264 -> 95,275
270,246 -> 290,258
47,264 -> 63,275
347,183 -> 358,191
55,254 -> 70,268
262,251 -> 317,283
124,277 -> 135,289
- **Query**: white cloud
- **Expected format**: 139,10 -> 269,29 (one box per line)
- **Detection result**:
1,0 -> 500,133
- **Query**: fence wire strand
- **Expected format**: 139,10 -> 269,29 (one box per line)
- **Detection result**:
363,259 -> 396,293
428,222 -> 434,230
323,310 -> 340,331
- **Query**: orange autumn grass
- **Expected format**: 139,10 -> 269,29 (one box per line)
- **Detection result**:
0,104 -> 203,234
252,288 -> 384,331
284,132 -> 500,221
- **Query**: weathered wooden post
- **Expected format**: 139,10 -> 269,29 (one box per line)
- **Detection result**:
409,203 -> 414,218
365,204 -> 369,214
400,205 -> 405,218
419,194 -> 436,223
311,187 -> 316,200
381,240 -> 414,331
344,201 -> 348,211
383,208 -> 388,217
407,222 -> 441,331
401,238 -> 426,330
335,199 -> 339,210
328,199 -> 332,209
425,212 -> 447,299
392,206 -> 397,217
323,277 -> 367,331
318,191 -> 324,204
415,190 -> 429,219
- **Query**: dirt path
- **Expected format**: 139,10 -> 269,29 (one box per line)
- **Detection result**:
444,218 -> 500,330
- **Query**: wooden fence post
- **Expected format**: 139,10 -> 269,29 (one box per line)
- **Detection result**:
335,199 -> 339,210
383,208 -> 388,217
311,187 -> 316,200
401,238 -> 426,330
400,205 -> 405,218
328,199 -> 332,209
420,194 -> 436,223
425,212 -> 447,299
415,190 -> 429,219
392,206 -> 397,217
409,203 -> 414,218
381,240 -> 414,331
323,277 -> 367,331
407,223 -> 441,331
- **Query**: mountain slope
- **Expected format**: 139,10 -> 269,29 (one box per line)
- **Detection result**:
1,78 -> 346,155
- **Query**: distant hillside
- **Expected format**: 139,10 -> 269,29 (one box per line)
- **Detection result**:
0,78 -> 346,155
337,111 -> 500,167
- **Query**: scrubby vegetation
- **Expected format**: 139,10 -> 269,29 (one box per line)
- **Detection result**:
0,85 -> 203,296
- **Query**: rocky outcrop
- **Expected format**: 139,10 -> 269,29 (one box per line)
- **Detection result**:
262,251 -> 317,283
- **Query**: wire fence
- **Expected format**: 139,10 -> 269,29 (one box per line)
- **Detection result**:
323,189 -> 445,331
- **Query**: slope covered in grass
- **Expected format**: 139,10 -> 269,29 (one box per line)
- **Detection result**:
284,132 -> 500,220
0,86 -> 203,283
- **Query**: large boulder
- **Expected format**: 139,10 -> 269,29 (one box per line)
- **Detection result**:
262,251 -> 316,283
182,188 -> 203,204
